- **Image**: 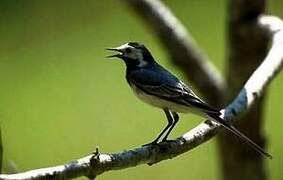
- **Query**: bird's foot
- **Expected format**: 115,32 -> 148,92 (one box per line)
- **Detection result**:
161,138 -> 175,143
142,140 -> 158,147
161,137 -> 168,142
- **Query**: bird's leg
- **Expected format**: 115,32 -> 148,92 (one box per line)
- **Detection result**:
143,109 -> 173,146
162,112 -> 179,142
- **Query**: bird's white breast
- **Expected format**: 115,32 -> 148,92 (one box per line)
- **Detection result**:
130,84 -> 202,114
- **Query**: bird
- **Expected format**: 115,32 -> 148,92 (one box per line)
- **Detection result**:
106,42 -> 272,159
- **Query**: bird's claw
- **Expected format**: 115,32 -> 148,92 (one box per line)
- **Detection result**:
161,139 -> 175,143
142,141 -> 158,147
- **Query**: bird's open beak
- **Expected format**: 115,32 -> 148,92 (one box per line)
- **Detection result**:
106,48 -> 124,58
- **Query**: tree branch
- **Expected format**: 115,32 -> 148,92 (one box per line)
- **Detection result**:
124,0 -> 226,105
0,15 -> 282,180
223,15 -> 283,119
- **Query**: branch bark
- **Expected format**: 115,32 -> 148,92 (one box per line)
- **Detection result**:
0,15 -> 282,180
124,0 -> 226,106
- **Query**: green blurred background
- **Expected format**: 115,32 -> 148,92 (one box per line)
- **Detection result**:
0,0 -> 282,179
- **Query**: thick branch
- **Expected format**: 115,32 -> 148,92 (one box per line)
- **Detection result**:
0,15 -> 282,180
124,0 -> 226,105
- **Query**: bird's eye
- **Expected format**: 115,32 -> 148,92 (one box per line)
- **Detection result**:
125,48 -> 132,53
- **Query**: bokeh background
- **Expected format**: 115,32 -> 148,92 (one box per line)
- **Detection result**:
0,0 -> 282,179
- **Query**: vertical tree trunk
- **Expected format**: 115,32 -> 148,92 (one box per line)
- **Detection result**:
0,128 -> 2,172
218,0 -> 269,180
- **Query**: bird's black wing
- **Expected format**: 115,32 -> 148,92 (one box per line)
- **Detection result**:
127,68 -> 220,115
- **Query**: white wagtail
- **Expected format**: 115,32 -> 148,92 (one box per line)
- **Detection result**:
106,42 -> 272,158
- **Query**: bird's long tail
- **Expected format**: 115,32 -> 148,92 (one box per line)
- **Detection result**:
208,113 -> 272,159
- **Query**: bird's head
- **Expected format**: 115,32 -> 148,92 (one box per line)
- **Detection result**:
106,42 -> 155,67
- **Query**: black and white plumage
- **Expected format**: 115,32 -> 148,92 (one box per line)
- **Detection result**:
106,42 -> 272,158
